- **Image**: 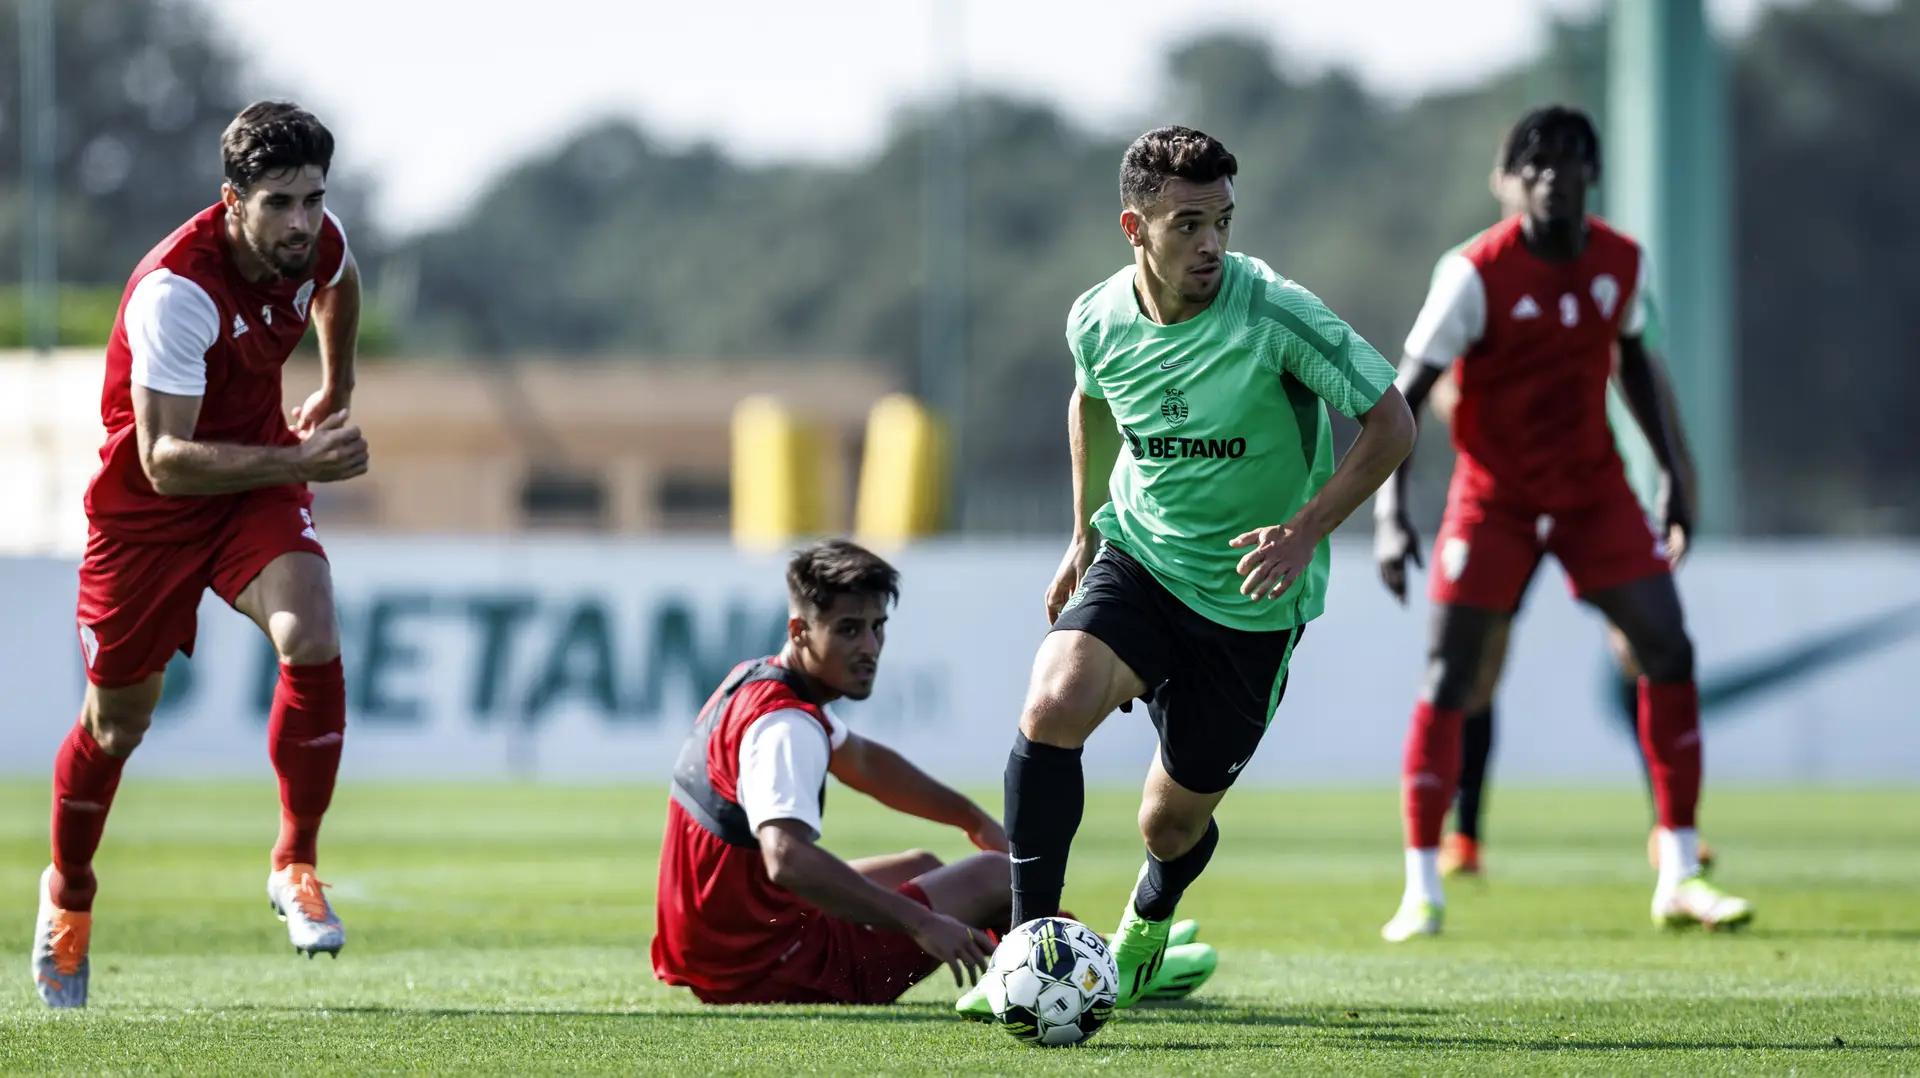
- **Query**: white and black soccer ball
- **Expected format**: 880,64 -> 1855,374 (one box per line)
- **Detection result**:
982,916 -> 1118,1047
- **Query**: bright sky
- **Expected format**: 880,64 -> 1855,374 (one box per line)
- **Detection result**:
201,0 -> 1795,234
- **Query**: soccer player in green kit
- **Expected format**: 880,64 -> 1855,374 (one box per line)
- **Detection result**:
958,126 -> 1415,1018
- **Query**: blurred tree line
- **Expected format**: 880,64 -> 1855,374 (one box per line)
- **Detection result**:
1,0 -> 1914,536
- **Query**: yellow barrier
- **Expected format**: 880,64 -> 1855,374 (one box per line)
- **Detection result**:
730,395 -> 837,550
854,394 -> 948,546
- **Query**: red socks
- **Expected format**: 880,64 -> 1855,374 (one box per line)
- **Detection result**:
1639,679 -> 1701,830
50,722 -> 128,912
1402,702 -> 1464,849
268,659 -> 347,870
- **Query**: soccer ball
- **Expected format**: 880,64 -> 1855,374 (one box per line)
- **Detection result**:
982,916 -> 1118,1047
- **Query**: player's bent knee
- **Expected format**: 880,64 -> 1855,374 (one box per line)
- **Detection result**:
1420,655 -> 1478,711
1019,685 -> 1109,748
1639,634 -> 1695,684
268,610 -> 342,666
83,685 -> 159,756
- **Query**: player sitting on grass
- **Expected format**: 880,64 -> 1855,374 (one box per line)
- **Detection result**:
1418,130 -> 1716,880
959,125 -> 1415,1020
652,539 -> 1011,1004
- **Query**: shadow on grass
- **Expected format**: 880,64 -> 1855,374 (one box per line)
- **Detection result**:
283,999 -> 1444,1034
1339,1031 -> 1917,1052
1753,928 -> 1920,942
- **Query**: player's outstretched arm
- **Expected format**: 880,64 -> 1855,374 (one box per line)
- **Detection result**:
1373,357 -> 1445,603
1046,390 -> 1120,623
756,819 -> 991,985
294,253 -> 360,434
136,385 -> 369,496
1233,386 -> 1416,599
828,733 -> 1007,851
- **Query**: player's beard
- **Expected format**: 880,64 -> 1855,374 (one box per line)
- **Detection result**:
240,216 -> 318,280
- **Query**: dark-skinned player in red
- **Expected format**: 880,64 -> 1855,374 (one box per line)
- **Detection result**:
1373,106 -> 1752,941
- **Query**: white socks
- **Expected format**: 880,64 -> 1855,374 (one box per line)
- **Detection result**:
1656,827 -> 1701,890
1405,847 -> 1443,906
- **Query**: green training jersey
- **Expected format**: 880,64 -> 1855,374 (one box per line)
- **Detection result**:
1069,252 -> 1396,632
1426,232 -> 1666,511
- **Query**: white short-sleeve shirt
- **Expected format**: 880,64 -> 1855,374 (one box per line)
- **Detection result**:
737,707 -> 849,839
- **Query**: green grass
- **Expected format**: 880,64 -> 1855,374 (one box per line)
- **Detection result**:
2,782 -> 1917,1075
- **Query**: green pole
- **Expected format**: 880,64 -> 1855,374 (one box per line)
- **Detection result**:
1607,0 -> 1738,534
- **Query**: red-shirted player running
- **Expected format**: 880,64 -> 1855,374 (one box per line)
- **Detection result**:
32,102 -> 368,1007
1372,107 -> 1752,940
654,540 -> 1012,1005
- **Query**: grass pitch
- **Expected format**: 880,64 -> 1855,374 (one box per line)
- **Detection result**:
1,781 -> 1916,1074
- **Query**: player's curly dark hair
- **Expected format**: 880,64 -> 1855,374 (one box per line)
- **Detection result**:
1500,105 -> 1601,177
222,101 -> 334,192
787,539 -> 900,617
1119,126 -> 1238,211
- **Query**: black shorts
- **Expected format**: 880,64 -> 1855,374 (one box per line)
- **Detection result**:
1052,542 -> 1306,794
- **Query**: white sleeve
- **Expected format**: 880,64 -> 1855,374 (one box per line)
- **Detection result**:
323,209 -> 351,289
125,269 -> 218,396
819,705 -> 851,750
1622,255 -> 1650,337
1402,255 -> 1486,369
737,708 -> 835,838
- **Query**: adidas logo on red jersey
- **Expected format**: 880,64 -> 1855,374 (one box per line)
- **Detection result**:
1511,295 -> 1541,320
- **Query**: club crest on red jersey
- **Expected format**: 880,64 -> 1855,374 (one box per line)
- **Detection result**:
294,280 -> 315,321
1590,274 -> 1620,320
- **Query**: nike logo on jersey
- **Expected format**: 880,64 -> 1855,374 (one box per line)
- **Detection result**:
231,313 -> 249,338
1159,355 -> 1195,370
1226,758 -> 1250,775
1011,855 -> 1043,864
1511,295 -> 1541,320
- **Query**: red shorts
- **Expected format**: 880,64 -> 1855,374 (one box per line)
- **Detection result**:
76,487 -> 326,688
1428,479 -> 1669,612
690,883 -> 941,1006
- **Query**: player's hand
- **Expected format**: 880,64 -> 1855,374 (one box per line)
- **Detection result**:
1657,473 -> 1692,568
295,409 -> 370,483
1231,520 -> 1318,600
291,385 -> 350,436
1665,523 -> 1690,569
963,809 -> 1009,853
1044,536 -> 1097,625
1374,511 -> 1423,604
908,910 -> 992,988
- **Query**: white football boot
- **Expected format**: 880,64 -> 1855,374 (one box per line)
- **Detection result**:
267,863 -> 345,957
31,866 -> 91,1008
1652,875 -> 1754,931
1380,896 -> 1444,942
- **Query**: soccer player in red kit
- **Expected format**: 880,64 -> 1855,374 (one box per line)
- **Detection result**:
33,102 -> 369,1007
1372,107 -> 1752,940
653,540 -> 1012,1005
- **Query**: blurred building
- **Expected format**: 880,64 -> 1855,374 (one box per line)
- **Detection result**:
0,352 -> 897,554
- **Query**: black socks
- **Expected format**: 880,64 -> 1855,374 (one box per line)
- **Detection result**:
1455,706 -> 1495,841
1006,732 -> 1085,928
1133,817 -> 1219,922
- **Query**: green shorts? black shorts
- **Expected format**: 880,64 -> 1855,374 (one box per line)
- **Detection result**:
1051,542 -> 1305,794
